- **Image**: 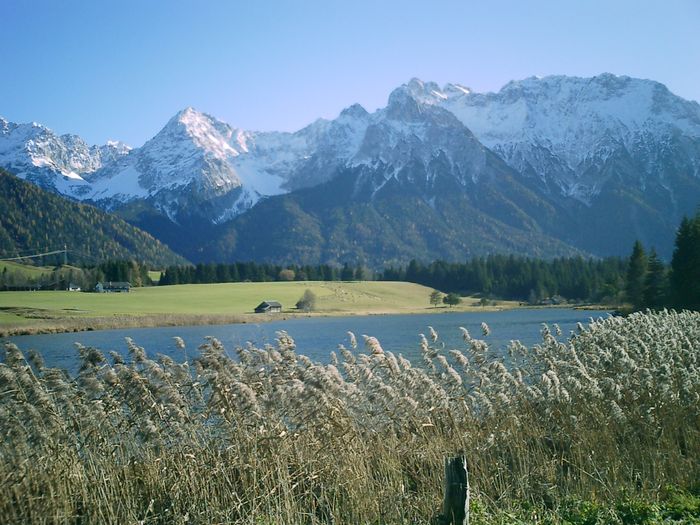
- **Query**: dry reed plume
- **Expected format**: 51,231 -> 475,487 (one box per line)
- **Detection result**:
1,310 -> 699,523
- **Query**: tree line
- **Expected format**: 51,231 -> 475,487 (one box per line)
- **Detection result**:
158,262 -> 371,286
624,209 -> 700,312
155,256 -> 627,304
157,210 -> 696,311
384,256 -> 628,303
0,260 -> 154,291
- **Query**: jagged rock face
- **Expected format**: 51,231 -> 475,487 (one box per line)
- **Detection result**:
0,117 -> 130,193
2,73 -> 700,263
433,74 -> 700,203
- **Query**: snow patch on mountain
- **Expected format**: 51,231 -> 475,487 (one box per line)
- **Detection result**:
232,156 -> 286,196
89,165 -> 149,200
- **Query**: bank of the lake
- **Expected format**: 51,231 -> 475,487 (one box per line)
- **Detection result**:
0,280 -> 525,336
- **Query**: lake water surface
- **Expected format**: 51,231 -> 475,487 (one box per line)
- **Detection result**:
5,308 -> 610,373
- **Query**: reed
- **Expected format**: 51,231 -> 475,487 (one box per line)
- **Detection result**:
0,312 -> 254,337
1,310 -> 699,523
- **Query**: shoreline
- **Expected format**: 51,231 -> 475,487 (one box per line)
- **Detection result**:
0,302 -> 610,337
1,312 -> 271,337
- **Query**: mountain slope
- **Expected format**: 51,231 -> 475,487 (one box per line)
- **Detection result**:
85,108 -> 257,223
204,164 -> 583,266
414,74 -> 700,256
187,91 -> 587,265
201,76 -> 700,264
0,169 -> 187,266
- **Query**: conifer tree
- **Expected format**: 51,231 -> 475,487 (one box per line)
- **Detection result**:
642,248 -> 667,310
229,263 -> 240,282
340,263 -> 354,281
625,240 -> 647,310
670,213 -> 700,311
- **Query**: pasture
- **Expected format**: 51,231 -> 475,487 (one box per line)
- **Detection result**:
0,281 -> 518,334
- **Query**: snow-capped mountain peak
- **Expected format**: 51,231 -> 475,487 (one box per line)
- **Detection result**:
339,103 -> 369,120
386,78 -> 447,116
0,116 -> 135,193
84,108 -> 252,218
104,139 -> 131,152
160,107 -> 244,158
442,73 -> 700,142
393,78 -> 448,104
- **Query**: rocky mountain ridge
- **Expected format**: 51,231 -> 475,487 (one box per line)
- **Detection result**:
2,73 -> 699,264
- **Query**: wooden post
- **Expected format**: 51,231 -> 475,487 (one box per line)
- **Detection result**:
435,454 -> 469,525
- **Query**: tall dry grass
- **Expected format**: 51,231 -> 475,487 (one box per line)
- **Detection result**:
1,310 -> 699,523
0,312 -> 254,337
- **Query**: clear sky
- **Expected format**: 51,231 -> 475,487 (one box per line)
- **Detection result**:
2,0 -> 698,146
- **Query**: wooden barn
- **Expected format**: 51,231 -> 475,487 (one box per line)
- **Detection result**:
254,300 -> 282,313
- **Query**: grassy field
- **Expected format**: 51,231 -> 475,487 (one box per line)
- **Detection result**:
0,281 -> 519,335
0,260 -> 61,278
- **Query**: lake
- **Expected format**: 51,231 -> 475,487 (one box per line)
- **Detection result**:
3,308 -> 610,373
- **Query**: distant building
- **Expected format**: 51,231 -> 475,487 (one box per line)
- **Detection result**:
95,281 -> 131,293
67,283 -> 81,292
254,300 -> 282,313
538,295 -> 566,306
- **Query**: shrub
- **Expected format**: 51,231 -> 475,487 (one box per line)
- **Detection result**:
443,292 -> 462,307
278,268 -> 295,281
295,288 -> 317,311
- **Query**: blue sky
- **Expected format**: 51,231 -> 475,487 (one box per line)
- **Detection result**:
2,0 -> 698,146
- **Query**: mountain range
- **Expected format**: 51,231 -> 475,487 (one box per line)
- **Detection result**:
2,73 -> 699,266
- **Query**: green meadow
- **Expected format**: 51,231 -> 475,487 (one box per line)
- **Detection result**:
0,281 -> 518,335
0,260 -> 61,278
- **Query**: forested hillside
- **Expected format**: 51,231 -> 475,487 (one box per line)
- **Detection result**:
200,168 -> 583,266
0,169 -> 187,267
